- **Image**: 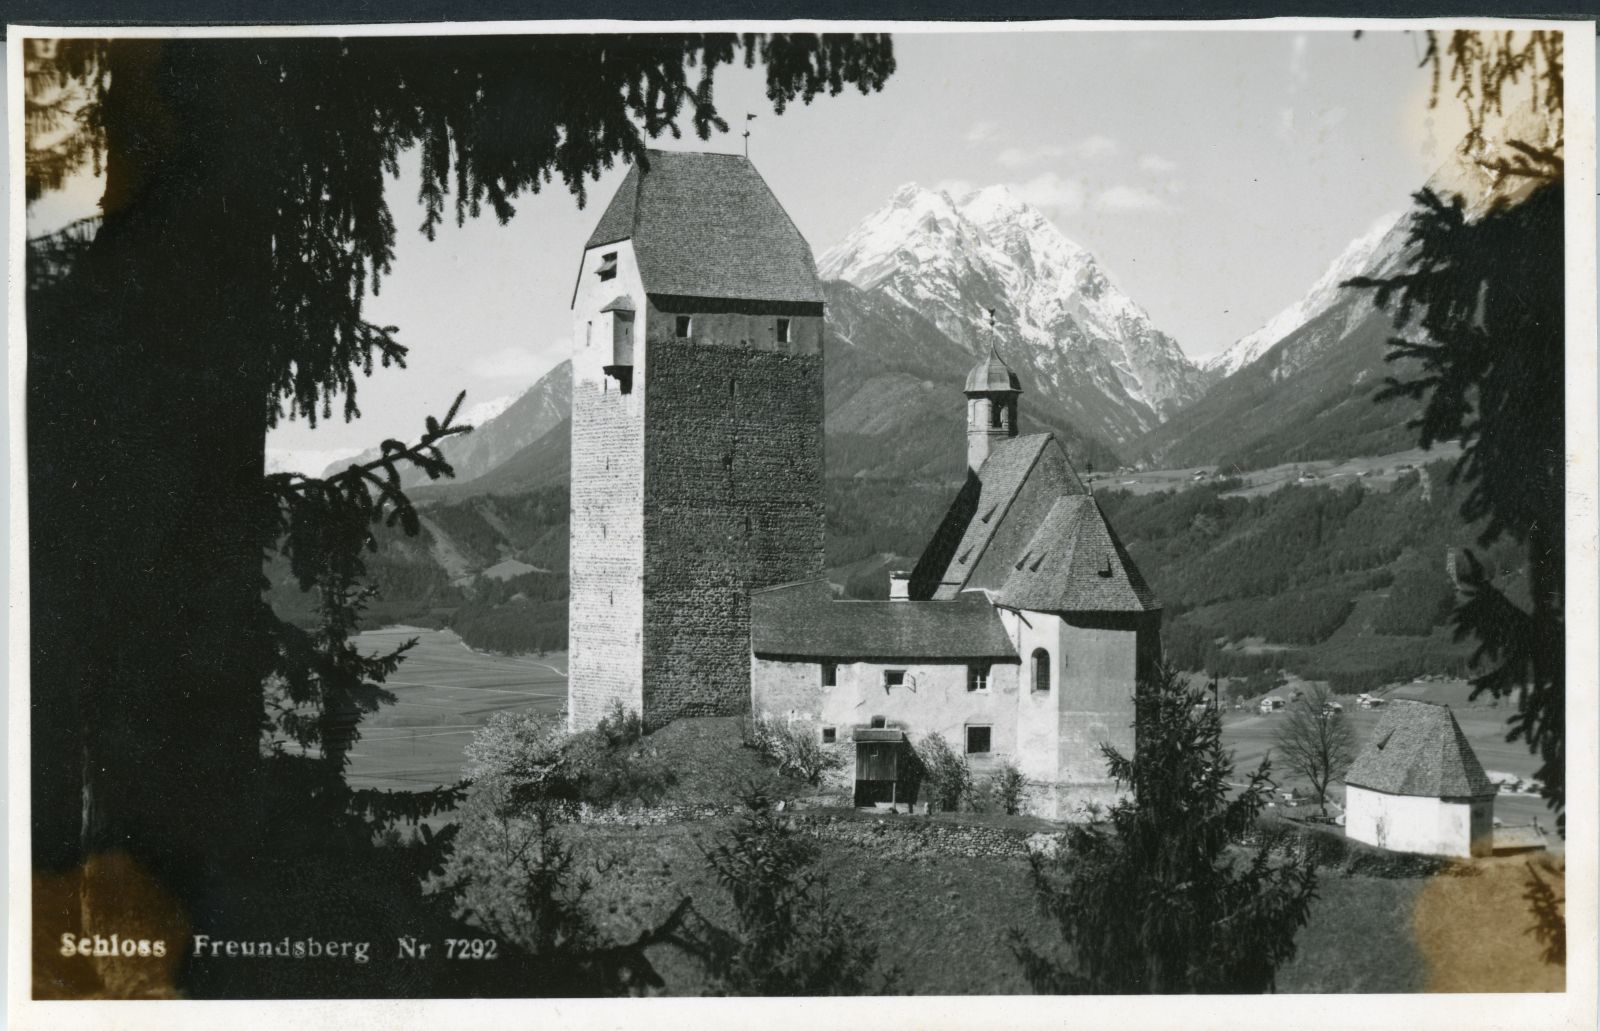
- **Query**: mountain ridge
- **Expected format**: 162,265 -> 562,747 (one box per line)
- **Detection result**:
819,182 -> 1208,445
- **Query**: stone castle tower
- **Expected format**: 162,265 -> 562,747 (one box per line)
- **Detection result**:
568,150 -> 827,731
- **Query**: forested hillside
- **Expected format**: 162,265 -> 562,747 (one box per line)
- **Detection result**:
1099,461 -> 1524,692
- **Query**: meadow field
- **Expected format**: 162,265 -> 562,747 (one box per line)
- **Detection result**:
1089,441 -> 1464,498
1221,677 -> 1556,838
344,626 -> 567,792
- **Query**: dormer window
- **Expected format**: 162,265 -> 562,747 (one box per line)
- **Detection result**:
676,315 -> 693,339
596,251 -> 618,281
776,318 -> 791,344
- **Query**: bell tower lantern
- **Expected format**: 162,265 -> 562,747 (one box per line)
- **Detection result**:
964,345 -> 1021,474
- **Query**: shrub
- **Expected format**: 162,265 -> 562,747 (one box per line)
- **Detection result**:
595,700 -> 644,749
915,733 -> 974,813
989,762 -> 1029,816
748,716 -> 844,787
691,787 -> 893,994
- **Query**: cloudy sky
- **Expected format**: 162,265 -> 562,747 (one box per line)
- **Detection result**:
26,28 -> 1458,471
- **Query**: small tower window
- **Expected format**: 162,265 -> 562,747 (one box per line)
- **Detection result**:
821,662 -> 837,687
676,315 -> 693,338
776,318 -> 791,344
596,251 -> 618,281
1032,648 -> 1051,693
990,403 -> 1004,429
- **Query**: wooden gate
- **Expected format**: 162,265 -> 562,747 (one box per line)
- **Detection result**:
853,729 -> 905,807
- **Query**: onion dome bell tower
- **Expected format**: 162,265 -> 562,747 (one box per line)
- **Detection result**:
965,344 -> 1021,474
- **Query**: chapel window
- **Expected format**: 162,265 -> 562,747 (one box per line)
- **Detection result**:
1032,648 -> 1051,693
967,664 -> 990,693
597,252 -> 618,281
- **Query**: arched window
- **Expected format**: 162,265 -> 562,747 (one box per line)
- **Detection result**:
1032,648 -> 1050,693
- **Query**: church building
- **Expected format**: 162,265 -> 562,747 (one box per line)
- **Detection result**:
567,150 -> 827,731
749,349 -> 1162,820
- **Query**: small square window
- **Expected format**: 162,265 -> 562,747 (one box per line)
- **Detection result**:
596,252 -> 618,281
965,725 -> 992,755
675,315 -> 693,338
883,669 -> 906,689
776,317 -> 791,344
870,715 -> 887,729
822,726 -> 836,744
821,662 -> 837,687
967,664 -> 990,693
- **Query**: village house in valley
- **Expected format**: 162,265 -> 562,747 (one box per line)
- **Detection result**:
1342,699 -> 1497,858
567,148 -> 1161,820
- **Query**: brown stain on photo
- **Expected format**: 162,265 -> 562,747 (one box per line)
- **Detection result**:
1411,855 -> 1565,993
33,851 -> 189,999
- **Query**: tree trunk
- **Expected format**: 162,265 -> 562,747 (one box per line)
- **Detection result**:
29,39 -> 279,996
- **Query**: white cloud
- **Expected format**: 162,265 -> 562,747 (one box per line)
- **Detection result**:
933,177 -> 977,199
1138,154 -> 1178,174
1076,135 -> 1120,160
996,144 -> 1068,169
468,343 -> 563,382
1092,185 -> 1171,213
966,120 -> 998,144
991,136 -> 1119,170
1013,172 -> 1085,213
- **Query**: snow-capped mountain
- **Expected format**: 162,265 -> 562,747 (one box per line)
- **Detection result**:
1139,208 -> 1423,470
819,183 -> 1207,445
1202,212 -> 1405,378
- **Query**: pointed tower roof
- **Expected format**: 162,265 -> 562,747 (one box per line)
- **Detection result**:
1345,700 -> 1495,798
965,346 -> 1022,394
579,149 -> 824,305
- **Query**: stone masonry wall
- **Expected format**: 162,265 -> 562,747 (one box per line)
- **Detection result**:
568,373 -> 645,730
642,335 -> 825,727
567,240 -> 647,731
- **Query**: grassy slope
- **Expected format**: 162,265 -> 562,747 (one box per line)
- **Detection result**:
561,818 -> 1561,995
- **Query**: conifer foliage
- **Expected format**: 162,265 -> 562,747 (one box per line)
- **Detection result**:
693,787 -> 890,995
1010,663 -> 1318,993
22,31 -> 893,997
1347,28 -> 1565,829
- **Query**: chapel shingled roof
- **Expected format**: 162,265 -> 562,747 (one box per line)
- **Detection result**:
1344,700 -> 1495,798
993,496 -> 1159,612
582,150 -> 824,304
750,580 -> 1019,661
910,434 -> 1058,599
